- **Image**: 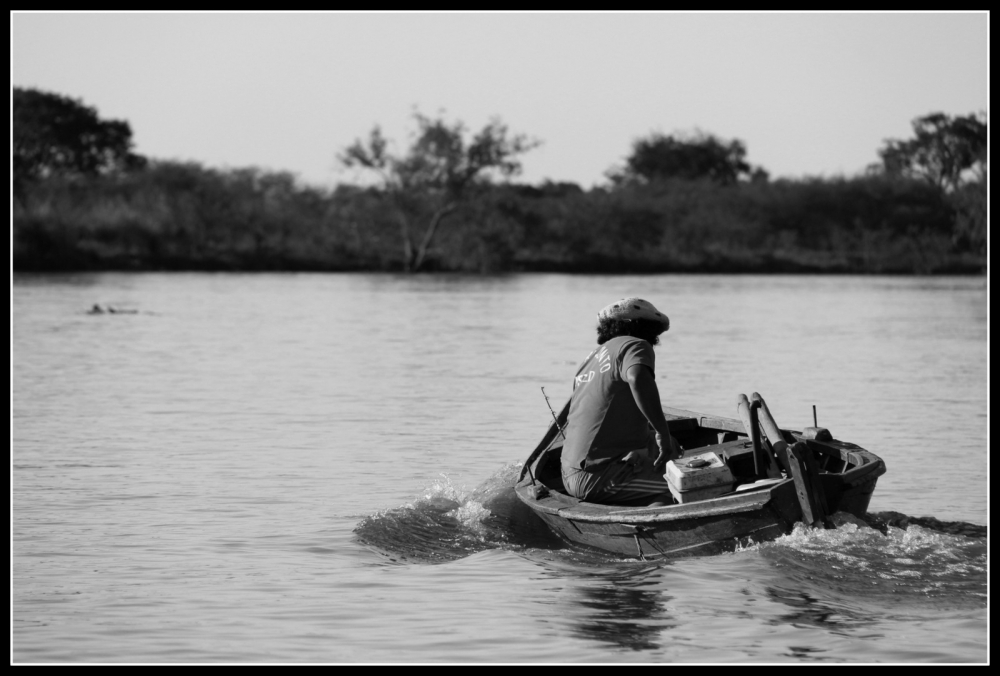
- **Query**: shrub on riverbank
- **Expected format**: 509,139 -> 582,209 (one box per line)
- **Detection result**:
13,160 -> 985,275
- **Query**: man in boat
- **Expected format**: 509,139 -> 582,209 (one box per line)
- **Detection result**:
561,297 -> 681,505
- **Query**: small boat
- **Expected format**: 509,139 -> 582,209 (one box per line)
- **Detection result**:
514,394 -> 886,560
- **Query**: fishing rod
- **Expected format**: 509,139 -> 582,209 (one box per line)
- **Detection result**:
541,387 -> 567,440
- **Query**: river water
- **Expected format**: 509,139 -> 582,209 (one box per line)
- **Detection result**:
12,273 -> 987,663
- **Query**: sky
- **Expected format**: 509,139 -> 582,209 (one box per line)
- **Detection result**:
11,12 -> 989,190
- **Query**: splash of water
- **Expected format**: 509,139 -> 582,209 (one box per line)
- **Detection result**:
353,462 -> 563,563
865,511 -> 987,539
748,511 -> 987,608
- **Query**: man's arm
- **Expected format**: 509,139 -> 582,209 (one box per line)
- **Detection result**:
625,364 -> 681,467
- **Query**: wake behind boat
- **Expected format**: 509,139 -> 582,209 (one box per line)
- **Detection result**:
515,394 -> 886,560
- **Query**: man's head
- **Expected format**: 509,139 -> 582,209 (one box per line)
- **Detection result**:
596,297 -> 670,345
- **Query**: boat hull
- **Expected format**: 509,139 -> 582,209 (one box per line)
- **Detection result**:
517,473 -> 879,559
526,497 -> 790,559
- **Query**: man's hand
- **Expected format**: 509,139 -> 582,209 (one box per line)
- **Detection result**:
653,432 -> 681,469
620,450 -> 644,467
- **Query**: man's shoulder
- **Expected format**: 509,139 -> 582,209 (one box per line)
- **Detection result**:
605,335 -> 652,351
612,336 -> 655,371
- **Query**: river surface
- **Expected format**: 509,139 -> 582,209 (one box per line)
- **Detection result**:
12,273 -> 988,663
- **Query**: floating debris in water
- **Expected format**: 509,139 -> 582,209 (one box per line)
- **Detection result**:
87,304 -> 139,315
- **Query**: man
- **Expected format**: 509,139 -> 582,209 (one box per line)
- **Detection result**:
561,297 -> 681,505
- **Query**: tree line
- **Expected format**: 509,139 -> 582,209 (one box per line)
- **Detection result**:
13,87 -> 987,274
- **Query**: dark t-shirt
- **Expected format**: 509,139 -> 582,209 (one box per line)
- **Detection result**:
561,336 -> 656,472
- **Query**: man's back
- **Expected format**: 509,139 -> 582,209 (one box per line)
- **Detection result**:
562,335 -> 656,472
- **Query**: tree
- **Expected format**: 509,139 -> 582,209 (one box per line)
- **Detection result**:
876,112 -> 986,192
874,112 -> 987,257
612,131 -> 764,186
339,112 -> 539,271
13,87 -> 145,202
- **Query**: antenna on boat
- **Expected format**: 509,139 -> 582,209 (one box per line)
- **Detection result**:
813,405 -> 818,427
541,387 -> 567,440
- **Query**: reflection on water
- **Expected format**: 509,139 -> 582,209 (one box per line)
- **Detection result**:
784,645 -> 832,660
766,585 -> 880,633
568,569 -> 675,652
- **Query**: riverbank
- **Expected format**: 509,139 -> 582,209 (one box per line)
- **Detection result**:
13,162 -> 986,275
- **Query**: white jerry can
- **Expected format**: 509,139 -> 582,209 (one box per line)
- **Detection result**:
665,452 -> 735,504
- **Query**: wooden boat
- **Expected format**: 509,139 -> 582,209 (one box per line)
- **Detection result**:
514,395 -> 886,560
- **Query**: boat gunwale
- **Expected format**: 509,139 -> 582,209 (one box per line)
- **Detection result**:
514,482 -> 777,524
